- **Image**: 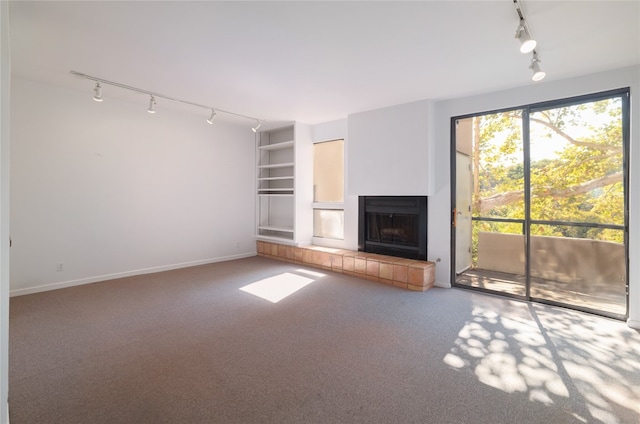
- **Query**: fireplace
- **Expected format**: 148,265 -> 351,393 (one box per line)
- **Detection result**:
358,196 -> 427,260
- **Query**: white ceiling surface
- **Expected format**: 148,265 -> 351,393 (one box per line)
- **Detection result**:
9,1 -> 640,125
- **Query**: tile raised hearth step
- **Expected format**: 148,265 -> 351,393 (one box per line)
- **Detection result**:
256,241 -> 435,291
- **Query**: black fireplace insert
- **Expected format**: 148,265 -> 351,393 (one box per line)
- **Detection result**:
358,196 -> 427,260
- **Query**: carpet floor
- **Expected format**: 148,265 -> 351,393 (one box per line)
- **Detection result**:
8,256 -> 640,423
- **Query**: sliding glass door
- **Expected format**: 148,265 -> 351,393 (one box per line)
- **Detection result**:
455,112 -> 526,297
528,96 -> 627,316
452,89 -> 629,319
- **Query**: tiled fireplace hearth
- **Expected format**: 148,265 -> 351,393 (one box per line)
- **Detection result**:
257,241 -> 436,291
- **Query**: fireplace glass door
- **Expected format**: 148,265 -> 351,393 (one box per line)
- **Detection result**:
366,213 -> 418,248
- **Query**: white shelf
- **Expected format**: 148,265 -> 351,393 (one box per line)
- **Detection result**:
258,188 -> 294,192
258,193 -> 294,197
258,162 -> 294,169
256,235 -> 296,244
258,225 -> 294,233
258,176 -> 294,181
258,140 -> 294,151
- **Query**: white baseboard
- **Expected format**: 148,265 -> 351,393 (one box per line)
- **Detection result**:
10,252 -> 256,297
627,319 -> 640,330
434,281 -> 451,288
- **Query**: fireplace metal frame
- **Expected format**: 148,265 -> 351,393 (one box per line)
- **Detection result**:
358,196 -> 428,260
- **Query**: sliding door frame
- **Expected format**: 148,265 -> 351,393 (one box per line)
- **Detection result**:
450,87 -> 630,320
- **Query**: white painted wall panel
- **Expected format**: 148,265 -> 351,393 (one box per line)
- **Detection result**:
347,100 -> 432,196
311,119 -> 347,143
294,122 -> 313,245
0,2 -> 10,422
10,77 -> 256,295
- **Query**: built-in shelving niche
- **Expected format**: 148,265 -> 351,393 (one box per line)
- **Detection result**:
255,122 -> 313,245
257,125 -> 295,241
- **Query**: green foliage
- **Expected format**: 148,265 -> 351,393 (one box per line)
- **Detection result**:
472,97 -> 624,244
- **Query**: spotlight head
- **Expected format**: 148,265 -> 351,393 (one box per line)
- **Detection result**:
515,23 -> 536,54
530,54 -> 546,82
207,109 -> 217,125
252,121 -> 262,133
93,82 -> 103,102
148,95 -> 156,114
519,33 -> 536,54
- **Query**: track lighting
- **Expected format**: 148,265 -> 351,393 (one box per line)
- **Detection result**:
148,95 -> 156,114
71,70 -> 264,126
513,0 -> 546,82
515,22 -> 536,54
530,52 -> 545,82
206,109 -> 217,124
93,82 -> 103,102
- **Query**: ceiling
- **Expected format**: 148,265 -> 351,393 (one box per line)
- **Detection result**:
8,1 -> 640,125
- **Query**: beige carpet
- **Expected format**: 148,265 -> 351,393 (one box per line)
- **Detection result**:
9,256 -> 640,423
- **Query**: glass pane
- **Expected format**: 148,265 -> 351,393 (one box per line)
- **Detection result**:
529,224 -> 626,316
456,220 -> 526,297
365,212 -> 418,247
473,112 -> 524,219
529,96 -> 626,317
313,209 -> 344,239
457,111 -> 526,297
530,98 -> 624,225
314,140 -> 344,202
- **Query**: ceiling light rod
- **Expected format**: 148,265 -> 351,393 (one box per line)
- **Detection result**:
69,70 -> 264,123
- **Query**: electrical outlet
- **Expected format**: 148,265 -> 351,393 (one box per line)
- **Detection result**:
236,241 -> 240,248
56,262 -> 64,272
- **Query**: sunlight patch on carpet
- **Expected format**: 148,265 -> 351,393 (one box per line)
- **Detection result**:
240,272 -> 315,303
295,269 -> 326,278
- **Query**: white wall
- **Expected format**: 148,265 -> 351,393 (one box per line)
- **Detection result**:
429,65 -> 640,328
0,2 -> 10,421
347,100 -> 432,196
10,77 -> 256,295
294,122 -> 314,246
